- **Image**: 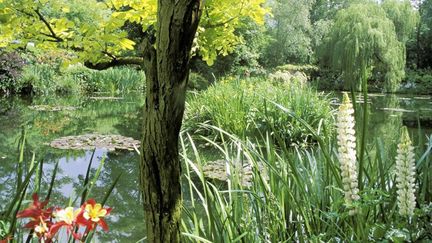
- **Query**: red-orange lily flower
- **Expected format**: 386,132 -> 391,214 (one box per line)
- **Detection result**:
76,199 -> 111,231
16,194 -> 52,221
16,194 -> 54,241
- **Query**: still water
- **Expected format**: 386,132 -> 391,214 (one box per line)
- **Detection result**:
0,92 -> 431,242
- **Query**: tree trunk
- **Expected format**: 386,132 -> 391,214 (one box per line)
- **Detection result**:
139,1 -> 202,242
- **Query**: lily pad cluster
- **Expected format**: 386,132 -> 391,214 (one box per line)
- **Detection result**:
50,134 -> 140,151
199,159 -> 266,187
29,105 -> 77,112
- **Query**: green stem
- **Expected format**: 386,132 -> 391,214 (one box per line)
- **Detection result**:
358,78 -> 368,190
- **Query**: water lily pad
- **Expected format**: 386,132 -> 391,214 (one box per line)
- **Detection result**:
50,134 -> 140,151
199,159 -> 266,187
379,108 -> 415,113
413,96 -> 431,100
368,93 -> 386,97
29,105 -> 77,112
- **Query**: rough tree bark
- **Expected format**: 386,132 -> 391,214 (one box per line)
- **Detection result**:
139,0 -> 202,242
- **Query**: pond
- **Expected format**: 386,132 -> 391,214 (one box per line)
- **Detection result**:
0,92 -> 431,241
0,94 -> 145,242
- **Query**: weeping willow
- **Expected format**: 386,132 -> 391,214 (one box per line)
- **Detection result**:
320,1 -> 417,92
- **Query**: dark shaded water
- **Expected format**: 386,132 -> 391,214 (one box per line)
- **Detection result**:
0,92 -> 431,242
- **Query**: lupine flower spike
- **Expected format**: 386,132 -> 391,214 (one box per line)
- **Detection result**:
337,93 -> 360,215
395,126 -> 417,218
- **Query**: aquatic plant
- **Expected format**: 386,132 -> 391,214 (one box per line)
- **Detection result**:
50,134 -> 140,151
336,93 -> 360,214
395,127 -> 417,217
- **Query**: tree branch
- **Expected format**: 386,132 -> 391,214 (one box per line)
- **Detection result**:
34,9 -> 63,42
84,57 -> 144,70
203,16 -> 238,28
202,1 -> 244,29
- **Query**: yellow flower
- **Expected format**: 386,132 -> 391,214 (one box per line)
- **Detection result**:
34,217 -> 49,235
84,203 -> 108,222
55,207 -> 81,225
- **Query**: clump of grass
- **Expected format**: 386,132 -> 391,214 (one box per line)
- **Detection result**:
84,67 -> 145,94
184,77 -> 334,146
18,64 -> 146,95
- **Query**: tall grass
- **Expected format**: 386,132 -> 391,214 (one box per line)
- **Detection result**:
18,64 -> 145,95
84,67 -> 145,94
185,77 -> 334,146
180,109 -> 431,242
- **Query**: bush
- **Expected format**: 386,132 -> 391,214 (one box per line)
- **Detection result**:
275,64 -> 319,75
268,70 -> 308,86
188,72 -> 211,91
400,69 -> 432,94
0,52 -> 26,95
184,77 -> 334,145
310,70 -> 343,91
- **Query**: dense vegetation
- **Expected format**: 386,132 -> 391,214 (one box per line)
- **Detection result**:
0,0 -> 431,242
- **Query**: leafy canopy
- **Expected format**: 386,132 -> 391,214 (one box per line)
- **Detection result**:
0,0 -> 268,65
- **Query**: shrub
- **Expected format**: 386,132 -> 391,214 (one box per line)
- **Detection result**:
268,70 -> 308,86
188,72 -> 210,91
184,77 -> 334,145
401,69 -> 432,94
310,69 -> 345,91
0,52 -> 26,95
275,64 -> 319,75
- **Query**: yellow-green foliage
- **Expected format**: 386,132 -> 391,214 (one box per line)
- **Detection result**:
0,0 -> 268,66
185,78 -> 334,145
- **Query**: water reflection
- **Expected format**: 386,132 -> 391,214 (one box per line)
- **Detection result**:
0,93 -> 145,241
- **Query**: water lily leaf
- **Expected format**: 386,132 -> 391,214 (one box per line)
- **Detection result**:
379,108 -> 415,113
50,134 -> 140,151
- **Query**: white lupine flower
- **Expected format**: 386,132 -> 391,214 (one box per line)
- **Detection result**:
337,93 -> 360,215
395,127 -> 416,217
